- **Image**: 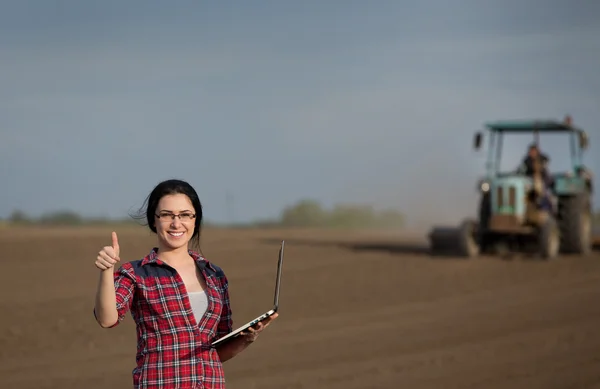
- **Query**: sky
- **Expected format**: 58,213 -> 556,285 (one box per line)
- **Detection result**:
1,0 -> 599,226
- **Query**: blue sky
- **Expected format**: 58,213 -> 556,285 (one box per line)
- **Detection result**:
1,0 -> 599,225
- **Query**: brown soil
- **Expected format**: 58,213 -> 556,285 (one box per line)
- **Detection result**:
1,226 -> 600,389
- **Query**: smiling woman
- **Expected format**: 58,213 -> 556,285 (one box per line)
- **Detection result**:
92,178 -> 278,389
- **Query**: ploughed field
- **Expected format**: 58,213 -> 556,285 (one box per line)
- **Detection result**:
1,226 -> 600,389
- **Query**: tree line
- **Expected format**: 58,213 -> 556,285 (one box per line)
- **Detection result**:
2,201 -> 599,230
0,199 -> 406,229
2,210 -> 137,226
273,199 -> 405,228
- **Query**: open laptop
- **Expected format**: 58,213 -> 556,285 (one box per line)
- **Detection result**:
211,240 -> 285,347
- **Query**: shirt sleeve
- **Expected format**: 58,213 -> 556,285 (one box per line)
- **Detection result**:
216,273 -> 233,338
93,263 -> 136,328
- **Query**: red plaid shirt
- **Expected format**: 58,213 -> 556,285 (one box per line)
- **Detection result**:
95,248 -> 233,389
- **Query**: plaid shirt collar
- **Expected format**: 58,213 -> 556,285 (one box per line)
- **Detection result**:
140,247 -> 217,273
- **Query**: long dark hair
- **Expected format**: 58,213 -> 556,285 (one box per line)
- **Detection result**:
131,179 -> 204,253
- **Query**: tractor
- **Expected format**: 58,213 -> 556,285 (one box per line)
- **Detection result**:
434,116 -> 593,259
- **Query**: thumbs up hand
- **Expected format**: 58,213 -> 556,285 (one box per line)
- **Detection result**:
95,231 -> 121,271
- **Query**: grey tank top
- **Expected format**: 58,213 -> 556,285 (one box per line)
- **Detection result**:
188,290 -> 209,323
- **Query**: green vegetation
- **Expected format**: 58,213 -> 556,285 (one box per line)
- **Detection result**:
4,210 -> 138,227
1,199 -> 405,230
1,202 -> 597,231
1,203 -> 597,231
278,199 -> 404,229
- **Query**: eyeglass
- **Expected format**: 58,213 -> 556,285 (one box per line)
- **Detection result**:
155,211 -> 196,222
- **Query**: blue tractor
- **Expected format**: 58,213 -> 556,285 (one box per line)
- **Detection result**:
457,116 -> 593,259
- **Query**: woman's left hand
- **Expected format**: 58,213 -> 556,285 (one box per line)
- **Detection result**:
240,313 -> 279,343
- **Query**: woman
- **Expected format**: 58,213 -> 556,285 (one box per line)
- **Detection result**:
93,179 -> 277,388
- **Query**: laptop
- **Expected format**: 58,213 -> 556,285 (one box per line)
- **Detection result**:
211,240 -> 285,347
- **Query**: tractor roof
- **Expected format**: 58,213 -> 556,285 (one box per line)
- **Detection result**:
484,119 -> 582,133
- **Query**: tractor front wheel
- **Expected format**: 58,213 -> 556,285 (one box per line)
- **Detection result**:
457,219 -> 480,258
538,217 -> 560,260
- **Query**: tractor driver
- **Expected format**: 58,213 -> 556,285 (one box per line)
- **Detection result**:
517,144 -> 550,181
517,143 -> 554,211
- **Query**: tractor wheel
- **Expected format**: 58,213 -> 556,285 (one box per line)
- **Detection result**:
538,217 -> 560,260
558,192 -> 592,255
477,193 -> 491,253
457,219 -> 480,258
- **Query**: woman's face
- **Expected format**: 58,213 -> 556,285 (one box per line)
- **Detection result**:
154,193 -> 196,251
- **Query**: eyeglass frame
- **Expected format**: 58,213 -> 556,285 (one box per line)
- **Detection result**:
154,211 -> 197,222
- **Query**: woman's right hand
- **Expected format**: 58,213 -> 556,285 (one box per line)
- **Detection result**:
95,231 -> 121,271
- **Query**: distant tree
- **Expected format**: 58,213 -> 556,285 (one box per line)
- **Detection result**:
277,199 -> 405,229
38,210 -> 83,225
328,204 -> 376,228
280,199 -> 327,227
8,210 -> 31,224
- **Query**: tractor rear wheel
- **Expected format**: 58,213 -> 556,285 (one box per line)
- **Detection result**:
558,192 -> 592,255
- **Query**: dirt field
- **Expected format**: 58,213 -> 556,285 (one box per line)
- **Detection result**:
1,226 -> 600,389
